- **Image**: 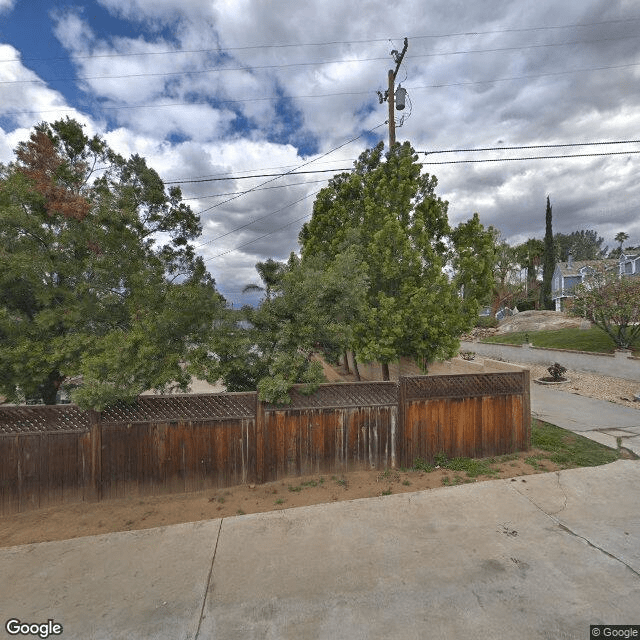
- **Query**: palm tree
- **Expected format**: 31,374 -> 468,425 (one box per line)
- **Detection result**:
242,258 -> 285,301
615,232 -> 629,253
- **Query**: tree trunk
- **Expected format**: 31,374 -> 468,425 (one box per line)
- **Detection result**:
381,362 -> 390,381
352,353 -> 361,381
343,351 -> 351,373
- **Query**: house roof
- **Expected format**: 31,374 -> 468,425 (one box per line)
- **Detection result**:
556,259 -> 617,277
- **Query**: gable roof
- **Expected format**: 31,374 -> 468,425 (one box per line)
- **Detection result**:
556,259 -> 617,278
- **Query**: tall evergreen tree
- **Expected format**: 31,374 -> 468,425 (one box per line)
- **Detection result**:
540,195 -> 555,310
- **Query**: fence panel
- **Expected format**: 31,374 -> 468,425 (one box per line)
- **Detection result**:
99,418 -> 254,499
261,405 -> 396,482
399,373 -> 530,465
0,431 -> 91,515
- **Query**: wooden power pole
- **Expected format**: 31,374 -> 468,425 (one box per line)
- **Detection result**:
379,38 -> 408,149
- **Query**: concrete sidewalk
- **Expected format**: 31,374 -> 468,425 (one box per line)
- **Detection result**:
531,384 -> 640,455
1,460 -> 639,640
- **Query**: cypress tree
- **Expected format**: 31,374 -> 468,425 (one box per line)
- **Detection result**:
541,195 -> 555,310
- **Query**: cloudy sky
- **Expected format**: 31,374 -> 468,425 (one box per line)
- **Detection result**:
1,0 -> 639,304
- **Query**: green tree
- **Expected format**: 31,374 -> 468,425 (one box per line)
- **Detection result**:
554,229 -> 607,261
0,118 -> 223,408
540,196 -> 555,310
300,142 -> 493,380
204,246 -> 370,402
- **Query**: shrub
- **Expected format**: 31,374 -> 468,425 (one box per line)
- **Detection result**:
475,316 -> 498,328
547,362 -> 567,381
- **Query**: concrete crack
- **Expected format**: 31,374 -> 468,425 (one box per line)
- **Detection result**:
549,472 -> 568,516
507,482 -> 640,579
195,518 -> 224,639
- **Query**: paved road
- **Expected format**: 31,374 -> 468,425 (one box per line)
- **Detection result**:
1,390 -> 639,639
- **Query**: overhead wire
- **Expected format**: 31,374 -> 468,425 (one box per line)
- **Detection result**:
420,150 -> 640,164
3,33 -> 639,86
195,189 -> 321,249
1,16 -> 638,63
4,61 -> 640,119
180,177 -> 332,200
168,139 -> 640,187
194,121 -> 385,215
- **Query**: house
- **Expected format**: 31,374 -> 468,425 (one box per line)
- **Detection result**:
618,252 -> 640,279
551,254 -> 618,312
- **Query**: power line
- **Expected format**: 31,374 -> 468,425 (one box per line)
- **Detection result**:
4,60 -> 639,119
196,122 -> 385,215
202,212 -> 311,263
421,150 -> 640,165
181,177 -> 331,200
195,189 -> 321,249
166,168 -> 352,185
3,34 -> 638,86
170,139 -> 640,187
2,16 -> 638,63
419,139 -> 640,155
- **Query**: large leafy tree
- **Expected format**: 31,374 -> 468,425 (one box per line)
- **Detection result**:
0,118 -> 223,408
300,141 -> 494,380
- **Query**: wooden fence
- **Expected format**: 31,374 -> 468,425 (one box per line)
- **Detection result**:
0,372 -> 530,515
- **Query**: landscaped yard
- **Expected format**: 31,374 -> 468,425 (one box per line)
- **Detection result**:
481,326 -> 640,355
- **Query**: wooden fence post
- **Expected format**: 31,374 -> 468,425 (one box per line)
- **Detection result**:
397,378 -> 406,469
255,393 -> 265,484
522,369 -> 531,448
88,410 -> 102,501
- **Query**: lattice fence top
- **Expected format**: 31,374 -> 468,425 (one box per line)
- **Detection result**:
402,373 -> 525,401
0,405 -> 91,434
264,382 -> 398,410
100,392 -> 256,424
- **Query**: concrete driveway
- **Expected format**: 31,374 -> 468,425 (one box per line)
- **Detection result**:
1,388 -> 639,639
1,459 -> 638,640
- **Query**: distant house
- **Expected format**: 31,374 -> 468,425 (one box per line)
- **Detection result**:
618,252 -> 640,279
551,254 -> 618,312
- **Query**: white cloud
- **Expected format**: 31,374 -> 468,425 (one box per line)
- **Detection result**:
0,0 -> 15,15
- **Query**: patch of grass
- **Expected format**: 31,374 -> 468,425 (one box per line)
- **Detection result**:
274,498 -> 285,505
532,419 -> 619,468
288,485 -> 302,493
334,477 -> 347,487
381,488 -> 392,496
481,326 -> 640,355
402,480 -> 411,486
444,457 -> 501,478
413,458 -> 434,473
236,509 -> 245,516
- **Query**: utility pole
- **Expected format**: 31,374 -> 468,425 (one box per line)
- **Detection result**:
378,38 -> 408,149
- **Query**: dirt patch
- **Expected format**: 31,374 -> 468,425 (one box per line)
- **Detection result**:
0,450 -> 561,548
